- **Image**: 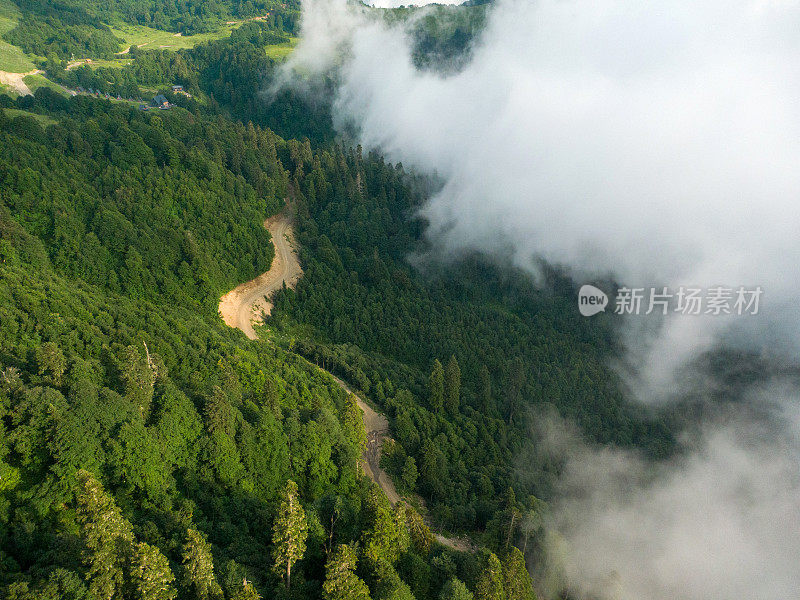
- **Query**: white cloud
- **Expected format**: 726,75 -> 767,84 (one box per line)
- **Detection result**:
542,390 -> 800,600
286,0 -> 800,398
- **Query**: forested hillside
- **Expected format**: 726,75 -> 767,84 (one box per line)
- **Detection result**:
269,146 -> 676,538
7,0 -> 300,57
0,2 -> 685,599
0,89 -> 540,599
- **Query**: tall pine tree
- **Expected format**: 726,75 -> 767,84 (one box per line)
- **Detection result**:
322,544 -> 371,600
428,359 -> 444,414
131,541 -> 177,600
445,355 -> 461,414
502,547 -> 537,600
474,551 -> 505,600
271,479 -> 308,591
181,529 -> 223,600
74,470 -> 135,600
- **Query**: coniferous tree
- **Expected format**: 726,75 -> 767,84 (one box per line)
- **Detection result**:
501,547 -> 537,600
231,578 -> 261,600
505,358 -> 525,425
519,498 -> 543,557
400,456 -> 418,490
322,544 -> 371,600
181,529 -> 223,600
362,487 -> 406,569
444,355 -> 461,414
428,359 -> 444,414
440,578 -> 474,600
403,503 -> 434,556
131,541 -> 177,600
120,345 -> 156,418
204,386 -> 234,437
503,487 -> 521,550
478,364 -> 492,413
344,393 -> 367,463
74,470 -> 134,600
474,552 -> 504,600
271,479 -> 308,591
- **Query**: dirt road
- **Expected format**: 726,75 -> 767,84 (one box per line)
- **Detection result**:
218,208 -> 401,506
218,212 -> 302,340
218,208 -> 470,551
331,375 -> 400,505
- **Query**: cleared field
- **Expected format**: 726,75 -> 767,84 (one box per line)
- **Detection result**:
265,37 -> 298,60
68,57 -> 134,70
0,0 -> 35,72
3,107 -> 57,126
23,73 -> 70,96
110,23 -> 239,52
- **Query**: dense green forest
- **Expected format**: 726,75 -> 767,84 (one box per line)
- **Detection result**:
382,3 -> 490,72
5,0 -> 300,58
36,20 -> 332,143
0,89 -> 541,599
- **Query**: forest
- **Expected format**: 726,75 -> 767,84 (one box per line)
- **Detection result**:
0,2 -> 686,599
0,86 -> 542,599
6,0 -> 300,57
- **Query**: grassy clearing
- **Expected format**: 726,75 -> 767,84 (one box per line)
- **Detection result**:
0,38 -> 32,72
3,107 -> 57,126
70,57 -> 134,70
265,37 -> 298,60
0,0 -> 19,21
109,23 -> 238,52
23,73 -> 70,96
0,0 -> 35,72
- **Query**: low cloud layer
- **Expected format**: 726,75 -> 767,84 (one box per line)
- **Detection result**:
540,389 -> 800,600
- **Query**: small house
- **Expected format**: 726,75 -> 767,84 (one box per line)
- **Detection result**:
171,85 -> 183,93
151,94 -> 170,109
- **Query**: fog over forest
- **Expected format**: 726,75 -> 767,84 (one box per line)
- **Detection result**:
282,1 -> 800,597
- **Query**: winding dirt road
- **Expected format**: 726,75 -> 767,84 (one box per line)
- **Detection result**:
218,207 -> 470,551
332,375 -> 401,505
218,212 -> 302,340
217,209 -> 400,503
